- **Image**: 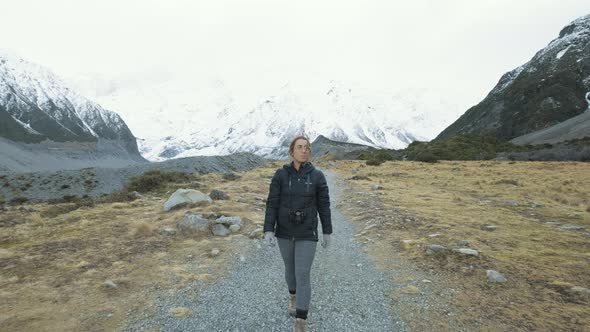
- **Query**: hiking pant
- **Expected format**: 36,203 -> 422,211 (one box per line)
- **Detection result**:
276,237 -> 317,311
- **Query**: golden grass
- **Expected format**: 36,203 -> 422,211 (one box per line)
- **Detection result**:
0,161 -> 283,331
331,159 -> 590,331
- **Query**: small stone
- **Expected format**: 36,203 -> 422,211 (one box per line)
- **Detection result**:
486,270 -> 506,283
160,228 -> 177,236
481,224 -> 497,231
104,280 -> 117,288
428,233 -> 441,238
455,248 -> 479,256
559,224 -> 584,231
229,224 -> 241,233
210,248 -> 220,257
426,244 -> 446,255
371,185 -> 382,190
421,279 -> 432,283
128,191 -> 144,200
212,224 -> 230,237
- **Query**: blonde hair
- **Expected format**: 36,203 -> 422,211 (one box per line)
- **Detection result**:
288,135 -> 311,161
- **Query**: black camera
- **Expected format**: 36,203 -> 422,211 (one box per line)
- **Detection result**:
289,209 -> 306,224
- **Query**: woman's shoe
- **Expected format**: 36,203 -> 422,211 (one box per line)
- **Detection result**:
293,318 -> 308,332
288,294 -> 296,316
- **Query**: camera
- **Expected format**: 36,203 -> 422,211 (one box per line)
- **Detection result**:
289,209 -> 306,224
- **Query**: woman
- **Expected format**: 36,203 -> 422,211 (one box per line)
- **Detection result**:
263,135 -> 333,332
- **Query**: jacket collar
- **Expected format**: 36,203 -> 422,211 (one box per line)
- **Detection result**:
284,160 -> 314,175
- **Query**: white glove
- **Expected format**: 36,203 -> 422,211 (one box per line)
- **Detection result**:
321,234 -> 331,249
263,231 -> 276,246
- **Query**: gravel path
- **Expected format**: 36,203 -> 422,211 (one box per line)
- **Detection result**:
122,169 -> 409,332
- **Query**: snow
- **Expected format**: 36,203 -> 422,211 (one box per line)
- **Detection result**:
556,45 -> 571,59
74,73 -> 468,161
10,115 -> 41,135
0,50 -> 126,139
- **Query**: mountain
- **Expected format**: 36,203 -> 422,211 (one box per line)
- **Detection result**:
309,134 -> 373,160
72,75 -> 468,161
0,50 -> 146,172
436,14 -> 590,142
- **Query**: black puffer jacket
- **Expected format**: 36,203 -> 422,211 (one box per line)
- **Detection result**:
263,161 -> 332,241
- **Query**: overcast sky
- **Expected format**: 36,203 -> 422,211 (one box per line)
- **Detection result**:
2,0 -> 589,105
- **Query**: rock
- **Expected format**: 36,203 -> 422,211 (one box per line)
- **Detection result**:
481,224 -> 497,231
209,189 -> 229,200
249,229 -> 264,239
568,286 -> 590,301
486,270 -> 506,283
428,233 -> 441,238
426,244 -> 446,255
190,181 -> 202,188
104,280 -> 117,288
559,224 -> 584,230
456,240 -> 470,247
163,189 -> 212,212
229,224 -> 241,233
455,248 -> 479,256
177,214 -> 210,235
502,200 -> 519,206
212,224 -> 230,237
160,228 -> 177,236
566,213 -> 583,219
527,201 -> 544,208
371,185 -> 382,190
544,220 -> 561,225
210,248 -> 221,257
215,216 -> 242,227
237,197 -> 248,203
128,191 -> 144,200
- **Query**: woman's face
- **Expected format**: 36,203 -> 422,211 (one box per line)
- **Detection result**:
291,138 -> 311,163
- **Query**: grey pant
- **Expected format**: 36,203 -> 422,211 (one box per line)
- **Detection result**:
276,237 -> 318,311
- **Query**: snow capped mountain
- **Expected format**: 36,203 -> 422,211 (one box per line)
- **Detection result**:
72,72 -> 468,161
0,49 -> 140,155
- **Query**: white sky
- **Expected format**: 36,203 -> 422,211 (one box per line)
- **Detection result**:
2,0 -> 590,106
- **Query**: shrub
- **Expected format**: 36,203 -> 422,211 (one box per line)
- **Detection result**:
10,196 -> 28,205
124,170 -> 191,193
366,159 -> 384,166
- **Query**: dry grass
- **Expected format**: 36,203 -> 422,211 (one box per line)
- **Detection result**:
0,161 -> 283,331
331,159 -> 590,331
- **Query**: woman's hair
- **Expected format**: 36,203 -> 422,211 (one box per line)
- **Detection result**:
288,135 -> 311,160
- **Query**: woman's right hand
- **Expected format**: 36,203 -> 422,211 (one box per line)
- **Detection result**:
263,231 -> 277,246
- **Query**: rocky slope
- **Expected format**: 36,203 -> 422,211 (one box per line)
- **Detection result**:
0,50 -> 145,172
436,14 -> 590,142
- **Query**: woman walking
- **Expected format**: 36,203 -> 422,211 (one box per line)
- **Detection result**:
263,135 -> 333,332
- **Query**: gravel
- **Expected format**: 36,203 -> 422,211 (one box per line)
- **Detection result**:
122,169 -> 408,332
